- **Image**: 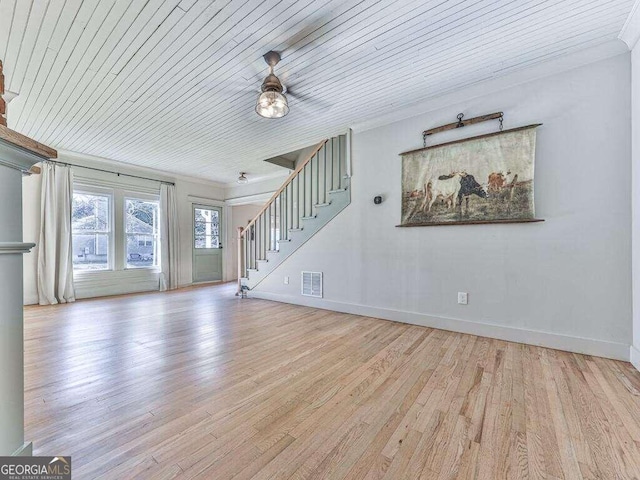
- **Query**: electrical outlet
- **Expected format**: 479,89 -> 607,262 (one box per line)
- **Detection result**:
284,276 -> 289,285
458,292 -> 468,305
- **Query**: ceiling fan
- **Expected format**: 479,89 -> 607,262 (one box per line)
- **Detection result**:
255,51 -> 289,119
251,50 -> 332,119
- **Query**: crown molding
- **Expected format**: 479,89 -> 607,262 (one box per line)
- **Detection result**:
351,40 -> 629,134
222,169 -> 290,187
0,242 -> 35,254
57,150 -> 227,190
0,139 -> 49,173
620,0 -> 640,50
225,191 -> 274,206
186,195 -> 225,207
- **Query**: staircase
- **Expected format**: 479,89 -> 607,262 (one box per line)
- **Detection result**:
237,134 -> 351,292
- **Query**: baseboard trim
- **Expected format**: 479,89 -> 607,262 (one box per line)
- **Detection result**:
631,345 -> 640,372
250,291 -> 629,361
12,442 -> 32,456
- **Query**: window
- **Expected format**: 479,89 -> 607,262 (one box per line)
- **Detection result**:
125,198 -> 160,268
72,192 -> 112,270
194,207 -> 220,248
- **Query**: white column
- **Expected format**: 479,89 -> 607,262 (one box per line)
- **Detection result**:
0,142 -> 42,456
632,41 -> 640,373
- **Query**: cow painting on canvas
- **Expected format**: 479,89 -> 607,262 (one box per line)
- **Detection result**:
400,126 -> 539,226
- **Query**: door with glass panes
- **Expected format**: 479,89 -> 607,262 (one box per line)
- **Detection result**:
192,205 -> 223,283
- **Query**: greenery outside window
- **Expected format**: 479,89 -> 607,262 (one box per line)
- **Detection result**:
125,198 -> 160,268
72,191 -> 112,271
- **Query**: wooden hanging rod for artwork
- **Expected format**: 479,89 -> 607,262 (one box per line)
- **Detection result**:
423,112 -> 503,138
402,124 -> 541,156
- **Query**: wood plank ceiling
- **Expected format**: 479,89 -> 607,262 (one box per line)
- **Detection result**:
0,0 -> 635,184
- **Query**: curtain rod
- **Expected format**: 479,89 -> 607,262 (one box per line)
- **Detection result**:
46,159 -> 176,186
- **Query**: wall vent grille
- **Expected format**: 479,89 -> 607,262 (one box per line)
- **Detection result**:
301,271 -> 322,298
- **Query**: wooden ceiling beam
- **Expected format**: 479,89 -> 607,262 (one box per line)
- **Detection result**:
0,124 -> 57,159
0,59 -> 56,160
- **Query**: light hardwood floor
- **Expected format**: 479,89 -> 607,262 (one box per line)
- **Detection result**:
24,283 -> 640,479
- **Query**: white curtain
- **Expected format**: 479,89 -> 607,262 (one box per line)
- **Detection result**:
37,162 -> 76,305
159,183 -> 180,291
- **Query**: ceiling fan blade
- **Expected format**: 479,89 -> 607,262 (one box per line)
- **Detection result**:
240,57 -> 269,83
285,87 -> 332,114
226,84 -> 261,93
198,74 -> 260,96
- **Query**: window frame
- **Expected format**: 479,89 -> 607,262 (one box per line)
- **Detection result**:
193,205 -> 221,250
123,194 -> 161,270
71,185 -> 115,273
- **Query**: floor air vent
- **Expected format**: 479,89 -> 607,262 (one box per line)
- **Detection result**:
301,271 -> 322,298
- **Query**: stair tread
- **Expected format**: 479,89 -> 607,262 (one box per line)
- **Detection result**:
315,202 -> 332,207
301,216 -> 317,220
288,228 -> 303,232
328,188 -> 348,194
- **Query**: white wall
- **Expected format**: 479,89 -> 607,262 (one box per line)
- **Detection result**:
173,181 -> 230,286
253,53 -> 633,360
225,173 -> 288,202
224,144 -> 319,202
23,153 -> 227,304
632,45 -> 640,370
22,172 -> 40,305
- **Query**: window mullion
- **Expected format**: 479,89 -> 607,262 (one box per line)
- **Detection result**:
113,190 -> 125,271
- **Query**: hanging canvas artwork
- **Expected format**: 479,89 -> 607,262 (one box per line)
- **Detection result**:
399,125 -> 542,226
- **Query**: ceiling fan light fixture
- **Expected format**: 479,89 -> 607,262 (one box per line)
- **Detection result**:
256,91 -> 289,119
237,172 -> 249,184
256,51 -> 289,119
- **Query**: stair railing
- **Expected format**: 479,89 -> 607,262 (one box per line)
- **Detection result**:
236,135 -> 348,294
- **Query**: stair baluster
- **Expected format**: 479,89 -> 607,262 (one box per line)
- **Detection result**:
322,145 -> 327,205
295,175 -> 300,230
338,136 -> 343,190
304,162 -> 309,218
314,152 -> 319,212
269,202 -> 274,252
330,137 -> 334,191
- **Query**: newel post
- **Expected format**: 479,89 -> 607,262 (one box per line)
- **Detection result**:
0,58 -> 57,455
236,226 -> 244,296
